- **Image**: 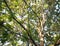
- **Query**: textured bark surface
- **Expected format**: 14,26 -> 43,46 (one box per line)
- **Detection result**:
37,14 -> 46,46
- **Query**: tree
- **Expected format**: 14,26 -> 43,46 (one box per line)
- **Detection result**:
0,0 -> 60,46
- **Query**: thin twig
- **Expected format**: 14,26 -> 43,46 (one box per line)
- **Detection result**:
3,0 -> 37,46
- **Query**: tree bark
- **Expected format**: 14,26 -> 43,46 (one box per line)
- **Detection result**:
37,27 -> 44,46
37,13 -> 46,46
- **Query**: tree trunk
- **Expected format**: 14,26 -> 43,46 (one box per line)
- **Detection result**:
37,13 -> 46,46
37,28 -> 44,46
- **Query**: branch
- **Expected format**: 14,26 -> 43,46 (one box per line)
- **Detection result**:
3,25 -> 15,34
3,25 -> 29,42
3,0 -> 37,46
23,0 -> 40,21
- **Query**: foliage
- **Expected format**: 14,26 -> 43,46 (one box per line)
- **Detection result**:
0,0 -> 60,46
